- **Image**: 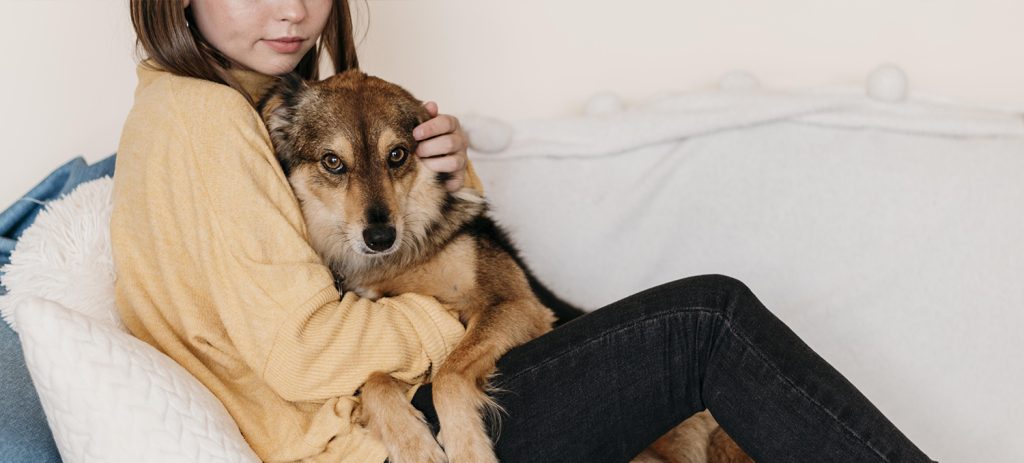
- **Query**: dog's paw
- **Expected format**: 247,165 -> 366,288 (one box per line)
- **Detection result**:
351,286 -> 382,300
438,431 -> 499,463
386,428 -> 447,463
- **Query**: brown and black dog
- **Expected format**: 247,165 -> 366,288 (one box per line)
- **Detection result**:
259,70 -> 751,463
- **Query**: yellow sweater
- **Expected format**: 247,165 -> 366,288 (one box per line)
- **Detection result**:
112,63 -> 472,463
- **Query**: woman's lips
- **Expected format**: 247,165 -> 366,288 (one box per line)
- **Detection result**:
263,37 -> 304,54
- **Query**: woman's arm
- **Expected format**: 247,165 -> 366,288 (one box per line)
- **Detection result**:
114,75 -> 464,403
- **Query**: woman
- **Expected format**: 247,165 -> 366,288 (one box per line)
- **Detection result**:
114,1 -> 936,462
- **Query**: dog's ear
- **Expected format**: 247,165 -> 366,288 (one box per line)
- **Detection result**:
415,101 -> 433,125
408,100 -> 434,147
258,73 -> 309,174
258,72 -> 308,138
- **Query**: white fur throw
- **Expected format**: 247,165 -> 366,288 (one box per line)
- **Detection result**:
0,177 -> 259,463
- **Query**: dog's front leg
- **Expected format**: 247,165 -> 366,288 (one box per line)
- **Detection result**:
359,371 -> 448,463
433,299 -> 554,463
432,315 -> 536,462
433,365 -> 501,463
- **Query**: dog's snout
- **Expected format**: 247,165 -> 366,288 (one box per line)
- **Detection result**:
366,204 -> 390,226
363,225 -> 396,252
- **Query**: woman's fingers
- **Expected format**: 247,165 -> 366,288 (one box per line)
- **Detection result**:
416,133 -> 465,159
418,150 -> 466,173
414,113 -> 460,141
412,103 -> 469,191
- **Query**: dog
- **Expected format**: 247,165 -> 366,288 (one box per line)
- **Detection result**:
259,70 -> 751,463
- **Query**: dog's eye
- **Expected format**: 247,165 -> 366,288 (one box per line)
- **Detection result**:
321,152 -> 346,174
387,147 -> 409,168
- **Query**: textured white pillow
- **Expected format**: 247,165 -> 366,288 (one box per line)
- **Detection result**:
0,177 -> 259,463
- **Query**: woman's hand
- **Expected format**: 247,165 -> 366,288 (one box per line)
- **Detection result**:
414,101 -> 468,192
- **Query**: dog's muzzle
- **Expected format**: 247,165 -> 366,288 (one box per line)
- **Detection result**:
362,225 -> 397,253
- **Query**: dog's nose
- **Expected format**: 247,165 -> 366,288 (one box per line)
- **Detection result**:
362,225 -> 396,252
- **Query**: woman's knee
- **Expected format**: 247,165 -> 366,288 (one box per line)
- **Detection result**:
653,274 -> 758,320
582,274 -> 760,331
681,274 -> 750,293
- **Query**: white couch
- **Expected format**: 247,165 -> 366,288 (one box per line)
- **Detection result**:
467,81 -> 1024,463
3,76 -> 1021,462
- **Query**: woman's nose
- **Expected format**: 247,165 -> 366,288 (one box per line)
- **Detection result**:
275,0 -> 308,23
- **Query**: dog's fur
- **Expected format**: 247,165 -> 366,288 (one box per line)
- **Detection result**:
260,70 -> 751,463
633,411 -> 753,463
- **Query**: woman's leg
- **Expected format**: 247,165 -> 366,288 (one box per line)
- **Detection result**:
411,274 -> 935,462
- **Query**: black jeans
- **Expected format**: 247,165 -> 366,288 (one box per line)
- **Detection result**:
411,275 -> 935,462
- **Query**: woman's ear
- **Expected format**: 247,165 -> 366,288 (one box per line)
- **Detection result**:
183,0 -> 190,8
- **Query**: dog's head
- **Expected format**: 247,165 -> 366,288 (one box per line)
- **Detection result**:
260,70 -> 483,275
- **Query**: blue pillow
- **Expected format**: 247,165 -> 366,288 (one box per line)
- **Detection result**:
0,322 -> 60,462
0,154 -> 116,463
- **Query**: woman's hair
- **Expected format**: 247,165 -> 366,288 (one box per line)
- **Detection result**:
129,0 -> 360,104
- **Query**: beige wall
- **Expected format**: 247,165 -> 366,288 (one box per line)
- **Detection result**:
2,0 -> 1022,205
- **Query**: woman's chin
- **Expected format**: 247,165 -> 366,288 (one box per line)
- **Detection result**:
235,53 -> 306,77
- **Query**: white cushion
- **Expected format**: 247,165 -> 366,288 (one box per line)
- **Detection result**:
0,177 -> 259,463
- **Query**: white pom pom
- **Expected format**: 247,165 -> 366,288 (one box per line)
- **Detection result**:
0,177 -> 120,332
719,71 -> 760,91
584,92 -> 625,116
463,116 -> 514,153
867,64 -> 909,102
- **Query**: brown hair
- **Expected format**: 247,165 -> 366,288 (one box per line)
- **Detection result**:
129,0 -> 360,104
